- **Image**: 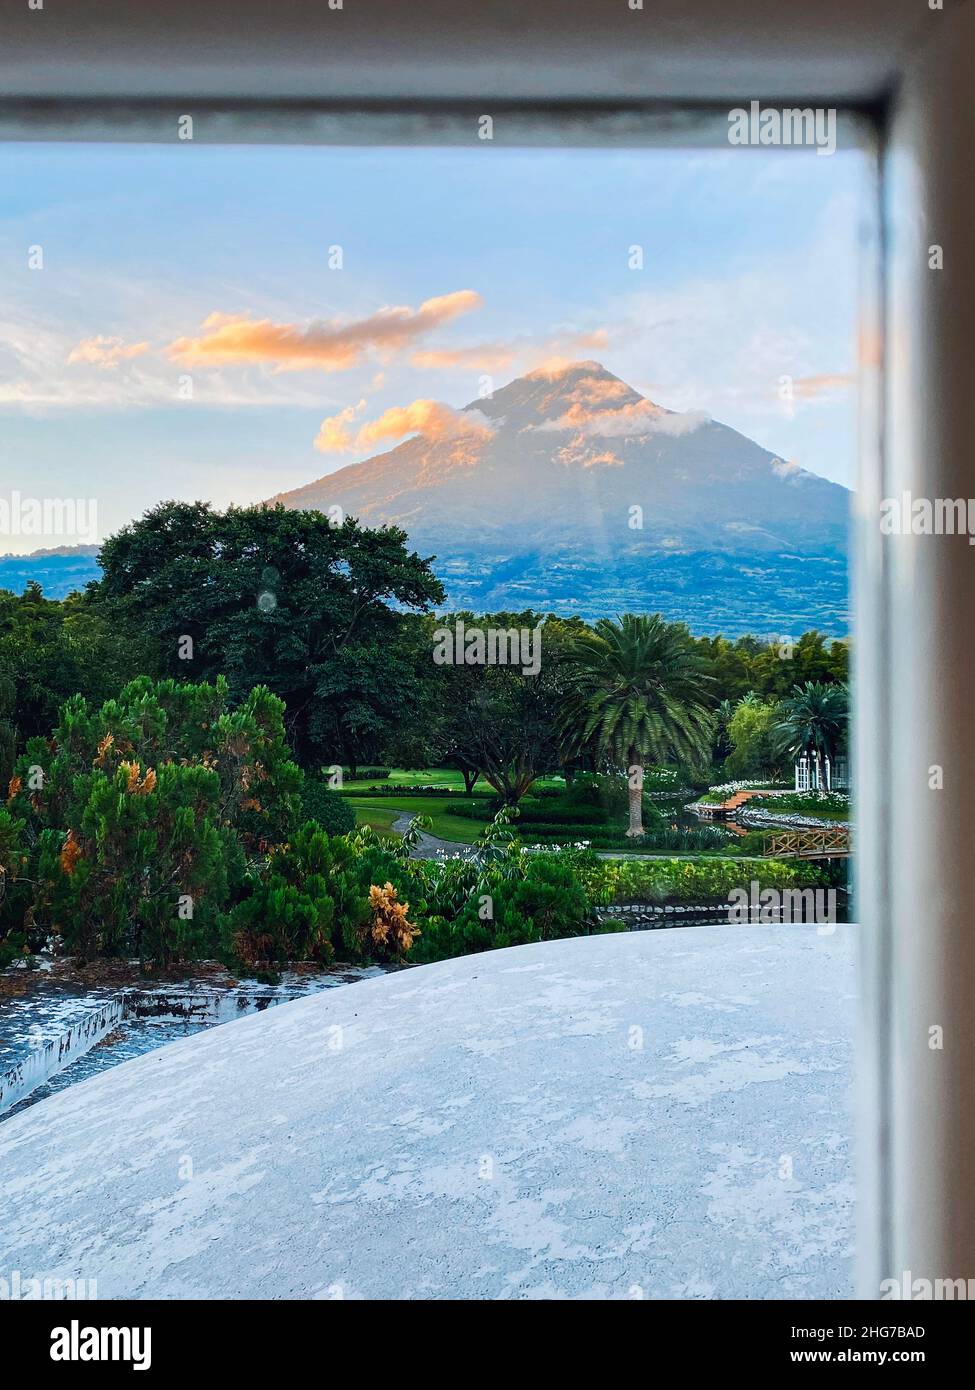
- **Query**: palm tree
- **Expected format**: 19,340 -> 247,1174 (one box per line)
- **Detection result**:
559,614 -> 715,837
714,697 -> 736,766
773,681 -> 848,791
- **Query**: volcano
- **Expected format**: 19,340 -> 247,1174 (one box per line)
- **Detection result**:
269,362 -> 850,634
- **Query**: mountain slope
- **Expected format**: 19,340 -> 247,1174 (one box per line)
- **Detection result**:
0,545 -> 101,599
272,361 -> 850,633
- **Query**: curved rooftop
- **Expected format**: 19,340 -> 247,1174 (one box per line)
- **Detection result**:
0,926 -> 855,1299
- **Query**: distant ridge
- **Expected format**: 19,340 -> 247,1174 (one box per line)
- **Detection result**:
0,543 -> 100,561
0,545 -> 101,599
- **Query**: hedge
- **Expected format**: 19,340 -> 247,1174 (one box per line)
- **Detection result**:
578,856 -> 825,906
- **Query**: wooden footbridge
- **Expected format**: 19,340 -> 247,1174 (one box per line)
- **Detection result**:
762,828 -> 851,859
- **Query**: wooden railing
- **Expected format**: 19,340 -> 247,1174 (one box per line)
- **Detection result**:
763,828 -> 851,858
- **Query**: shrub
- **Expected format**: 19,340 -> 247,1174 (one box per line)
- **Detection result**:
443,799 -> 502,819
564,773 -> 626,809
0,806 -> 32,967
300,781 -> 356,835
577,856 -> 824,907
33,760 -> 231,965
329,836 -> 427,961
727,830 -> 772,855
365,882 -> 420,957
412,850 -> 593,963
443,795 -> 666,831
219,821 -> 336,970
744,791 -> 850,820
519,825 -> 733,852
0,675 -> 16,788
4,676 -> 302,966
343,784 -> 472,798
697,780 -> 788,804
220,820 -> 427,971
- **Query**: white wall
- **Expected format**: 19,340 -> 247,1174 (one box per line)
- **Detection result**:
857,0 -> 975,1297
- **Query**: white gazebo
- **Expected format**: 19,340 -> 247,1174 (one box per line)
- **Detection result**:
794,752 -> 849,793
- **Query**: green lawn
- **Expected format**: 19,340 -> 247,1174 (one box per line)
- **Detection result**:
343,768 -> 475,792
343,769 -> 569,842
350,802 -> 402,837
349,794 -> 491,843
343,770 -> 736,852
342,768 -> 567,795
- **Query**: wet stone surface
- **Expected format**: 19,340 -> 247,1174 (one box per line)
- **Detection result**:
0,965 -> 386,1121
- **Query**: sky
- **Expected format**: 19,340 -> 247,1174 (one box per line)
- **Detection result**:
0,141 -> 870,553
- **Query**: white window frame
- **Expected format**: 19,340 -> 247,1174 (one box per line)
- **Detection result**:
2,0 -> 972,1299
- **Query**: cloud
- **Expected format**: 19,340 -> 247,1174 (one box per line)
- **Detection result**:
312,399 -> 368,452
540,396 -> 709,439
791,372 -> 855,399
314,397 -> 494,454
555,441 -> 624,469
413,329 -> 608,376
525,357 -> 582,380
561,372 -> 633,406
167,290 -> 483,372
568,329 -> 610,352
411,343 -> 516,371
67,335 -> 150,368
771,457 -> 813,480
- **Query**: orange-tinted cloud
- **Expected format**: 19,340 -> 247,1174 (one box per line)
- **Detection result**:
526,356 -> 580,380
570,329 -> 610,351
563,373 -> 632,407
414,330 -> 609,376
168,291 -> 483,372
541,394 -> 707,439
791,372 -> 855,399
559,445 -> 623,469
312,399 -> 367,452
314,397 -> 493,454
67,335 -> 150,368
411,343 -> 516,371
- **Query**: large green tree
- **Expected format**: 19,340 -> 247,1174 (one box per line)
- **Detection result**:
560,614 -> 715,837
773,681 -> 849,790
94,501 -> 444,770
415,612 -> 588,802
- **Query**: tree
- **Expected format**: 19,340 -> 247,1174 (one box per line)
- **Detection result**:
724,693 -> 784,779
560,614 -> 715,837
6,676 -> 303,964
0,675 -> 16,786
0,806 -> 28,966
773,681 -> 849,790
690,634 -> 759,708
690,630 -> 850,704
95,501 -> 445,768
424,612 -> 574,803
0,582 -> 153,751
713,697 -> 735,768
738,631 -> 849,700
445,663 -> 561,804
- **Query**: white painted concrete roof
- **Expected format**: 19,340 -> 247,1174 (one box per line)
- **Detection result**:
0,926 -> 855,1299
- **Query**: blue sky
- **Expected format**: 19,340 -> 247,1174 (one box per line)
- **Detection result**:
0,141 -> 869,552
